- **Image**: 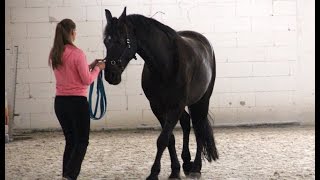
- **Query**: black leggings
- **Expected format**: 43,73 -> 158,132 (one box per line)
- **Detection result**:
54,96 -> 90,180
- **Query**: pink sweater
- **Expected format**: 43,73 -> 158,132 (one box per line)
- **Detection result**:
53,44 -> 101,97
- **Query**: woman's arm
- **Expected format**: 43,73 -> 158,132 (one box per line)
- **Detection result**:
76,52 -> 101,85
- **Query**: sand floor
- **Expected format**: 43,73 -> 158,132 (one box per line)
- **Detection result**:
5,125 -> 315,180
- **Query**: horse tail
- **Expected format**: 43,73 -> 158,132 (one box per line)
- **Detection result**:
200,48 -> 218,162
202,112 -> 219,162
191,107 -> 219,162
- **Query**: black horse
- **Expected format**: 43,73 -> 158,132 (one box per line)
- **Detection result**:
103,7 -> 219,179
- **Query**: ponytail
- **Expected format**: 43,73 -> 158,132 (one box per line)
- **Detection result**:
49,19 -> 76,69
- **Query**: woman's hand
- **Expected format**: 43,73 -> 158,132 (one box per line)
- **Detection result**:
89,60 -> 97,70
96,62 -> 106,70
89,59 -> 105,70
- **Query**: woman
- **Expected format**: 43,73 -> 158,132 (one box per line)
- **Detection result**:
49,18 -> 105,180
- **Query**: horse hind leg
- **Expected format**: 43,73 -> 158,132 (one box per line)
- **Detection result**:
188,96 -> 219,178
179,110 -> 193,176
168,133 -> 181,179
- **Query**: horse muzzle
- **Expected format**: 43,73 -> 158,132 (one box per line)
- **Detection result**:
105,70 -> 121,85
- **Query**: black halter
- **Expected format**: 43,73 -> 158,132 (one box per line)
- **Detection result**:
109,25 -> 137,70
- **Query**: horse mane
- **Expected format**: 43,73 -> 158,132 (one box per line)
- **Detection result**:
127,14 -> 179,40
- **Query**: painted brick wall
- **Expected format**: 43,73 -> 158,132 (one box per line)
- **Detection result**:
5,0 -> 314,130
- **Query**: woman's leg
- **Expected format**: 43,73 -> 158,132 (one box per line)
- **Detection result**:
55,96 -> 90,180
54,96 -> 74,178
63,97 -> 90,179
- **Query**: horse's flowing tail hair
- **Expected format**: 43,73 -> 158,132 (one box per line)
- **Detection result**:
203,114 -> 219,162
194,113 -> 219,162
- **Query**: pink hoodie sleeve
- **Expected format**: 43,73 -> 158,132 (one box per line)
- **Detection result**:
75,51 -> 101,85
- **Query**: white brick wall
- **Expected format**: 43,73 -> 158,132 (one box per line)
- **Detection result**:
27,38 -> 51,53
105,82 -> 126,96
236,0 -> 273,16
189,4 -> 236,18
29,83 -> 55,98
236,32 -> 273,47
11,8 -> 49,22
26,0 -> 64,7
6,0 -> 26,7
273,0 -> 297,16
295,0 -> 315,125
252,16 -> 297,32
106,95 -> 127,111
255,91 -> 294,107
13,113 -> 31,129
205,33 -> 237,47
266,46 -> 297,61
49,7 -> 86,22
63,0 -> 101,7
128,95 -> 150,110
273,31 -> 297,46
5,0 -> 314,130
86,6 -> 102,21
214,17 -> 251,32
17,68 -> 52,83
75,36 -> 104,52
26,0 -> 50,7
17,53 -> 29,69
29,51 -> 51,68
106,110 -> 142,129
227,47 -> 266,62
30,112 -> 59,129
252,62 -> 290,76
216,62 -> 252,77
11,38 -> 29,53
6,23 -> 28,38
125,78 -> 143,95
15,98 -> 54,114
15,84 -> 30,99
215,92 -> 255,108
27,23 -> 51,38
76,21 -> 103,37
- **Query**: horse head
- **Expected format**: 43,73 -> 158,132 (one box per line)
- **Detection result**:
103,7 -> 138,85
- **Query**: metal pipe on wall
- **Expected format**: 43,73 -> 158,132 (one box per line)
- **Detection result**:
8,46 -> 20,142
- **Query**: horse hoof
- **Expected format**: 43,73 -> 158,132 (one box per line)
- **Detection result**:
168,173 -> 181,179
183,162 -> 194,176
168,177 -> 181,180
188,172 -> 201,179
146,175 -> 159,180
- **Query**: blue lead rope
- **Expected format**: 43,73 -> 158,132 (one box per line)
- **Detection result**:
88,71 -> 107,120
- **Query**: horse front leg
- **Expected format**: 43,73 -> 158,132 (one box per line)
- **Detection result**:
146,108 -> 183,180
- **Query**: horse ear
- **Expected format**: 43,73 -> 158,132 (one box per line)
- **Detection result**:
119,6 -> 127,24
105,9 -> 112,26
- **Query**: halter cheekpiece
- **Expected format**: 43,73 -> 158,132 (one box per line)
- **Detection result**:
109,25 -> 136,69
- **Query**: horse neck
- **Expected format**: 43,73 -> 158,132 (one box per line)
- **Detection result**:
131,18 -> 177,80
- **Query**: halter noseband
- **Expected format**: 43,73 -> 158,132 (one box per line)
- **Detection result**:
109,25 -> 136,70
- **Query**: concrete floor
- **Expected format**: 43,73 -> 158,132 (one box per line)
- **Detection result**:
5,125 -> 315,180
